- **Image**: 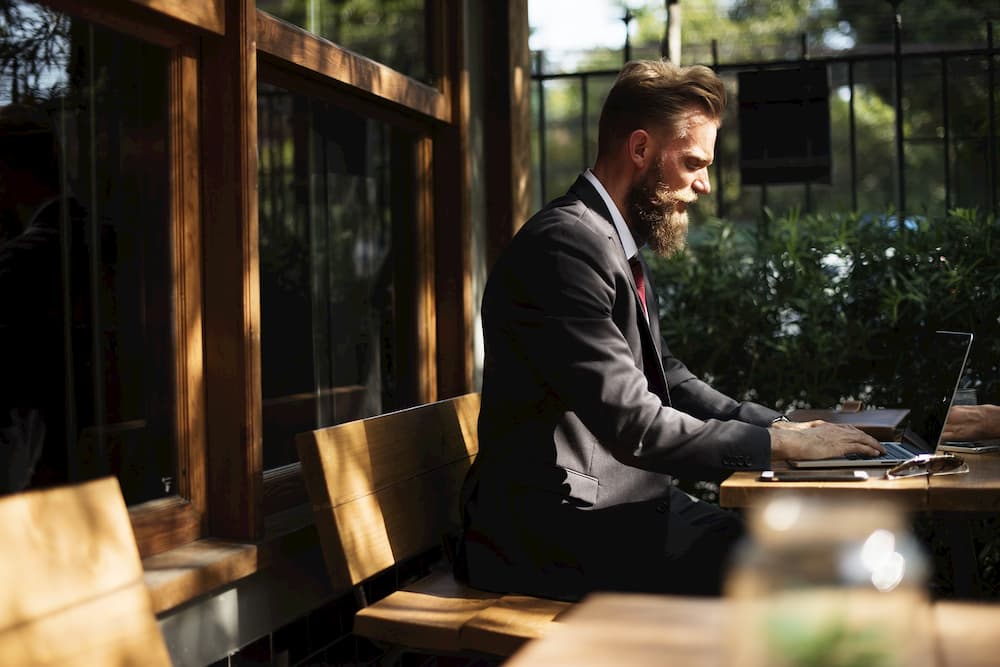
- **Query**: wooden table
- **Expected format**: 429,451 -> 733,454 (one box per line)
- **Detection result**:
719,451 -> 1000,598
720,451 -> 1000,511
928,451 -> 1000,512
504,592 -> 1000,667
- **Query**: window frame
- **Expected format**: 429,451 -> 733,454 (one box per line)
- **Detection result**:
30,0 -> 208,558
29,0 -> 474,561
254,48 -> 442,516
252,4 -> 469,521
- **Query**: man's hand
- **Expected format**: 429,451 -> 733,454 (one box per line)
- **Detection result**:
942,404 -> 1000,442
769,422 -> 884,461
771,419 -> 824,431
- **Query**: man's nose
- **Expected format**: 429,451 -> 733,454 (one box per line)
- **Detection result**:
693,170 -> 711,195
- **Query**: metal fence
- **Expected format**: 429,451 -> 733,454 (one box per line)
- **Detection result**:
531,20 -> 998,224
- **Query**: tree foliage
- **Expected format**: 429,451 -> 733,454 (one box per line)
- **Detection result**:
650,208 -> 1000,411
531,0 -> 998,218
0,0 -> 71,104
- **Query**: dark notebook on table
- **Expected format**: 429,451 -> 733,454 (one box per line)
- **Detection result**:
788,407 -> 910,442
789,330 -> 973,469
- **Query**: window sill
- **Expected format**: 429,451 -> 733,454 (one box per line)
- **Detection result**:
144,504 -> 316,615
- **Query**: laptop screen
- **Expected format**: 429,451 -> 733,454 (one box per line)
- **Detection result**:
888,330 -> 973,451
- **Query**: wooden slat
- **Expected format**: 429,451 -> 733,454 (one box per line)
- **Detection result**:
40,0 -> 191,47
0,582 -> 170,667
354,570 -> 499,654
202,0 -> 263,540
143,538 -> 259,614
329,457 -> 472,586
461,594 -> 572,656
508,0 -> 532,235
0,477 -> 170,666
255,11 -> 450,124
262,463 -> 309,516
416,135 -> 439,403
129,497 -> 202,559
144,506 -> 317,615
297,393 -> 479,589
484,0 -> 533,269
170,37 -> 208,538
297,393 -> 480,509
123,0 -> 225,34
432,0 -> 474,398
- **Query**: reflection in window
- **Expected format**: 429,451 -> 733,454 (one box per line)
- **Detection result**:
0,2 -> 175,504
256,0 -> 430,84
258,83 -> 417,469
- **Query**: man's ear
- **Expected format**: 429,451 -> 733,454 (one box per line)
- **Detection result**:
626,129 -> 650,170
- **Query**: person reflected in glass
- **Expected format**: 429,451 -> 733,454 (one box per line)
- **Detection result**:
942,404 -> 1000,442
0,103 -> 86,493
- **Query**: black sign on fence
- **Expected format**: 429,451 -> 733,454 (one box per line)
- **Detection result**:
738,64 -> 831,185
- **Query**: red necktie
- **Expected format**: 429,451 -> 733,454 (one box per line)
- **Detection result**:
630,256 -> 648,320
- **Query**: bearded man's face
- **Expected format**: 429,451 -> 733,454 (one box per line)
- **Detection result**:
626,154 -> 695,257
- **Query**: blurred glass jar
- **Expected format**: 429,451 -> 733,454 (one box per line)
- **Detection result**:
725,495 -> 931,667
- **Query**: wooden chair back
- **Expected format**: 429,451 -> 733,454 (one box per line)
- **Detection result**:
0,476 -> 172,666
297,393 -> 480,591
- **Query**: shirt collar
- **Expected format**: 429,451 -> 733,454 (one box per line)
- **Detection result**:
583,169 -> 639,261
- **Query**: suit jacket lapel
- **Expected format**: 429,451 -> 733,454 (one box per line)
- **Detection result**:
570,176 -> 670,404
569,176 -> 651,329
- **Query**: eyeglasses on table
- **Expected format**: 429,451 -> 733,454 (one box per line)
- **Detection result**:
885,453 -> 969,480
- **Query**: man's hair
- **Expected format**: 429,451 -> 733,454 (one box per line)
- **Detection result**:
597,59 -> 726,157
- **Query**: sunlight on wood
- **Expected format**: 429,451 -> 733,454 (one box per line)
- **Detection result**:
453,393 -> 481,457
0,477 -> 170,666
335,495 -> 395,584
256,12 -> 449,123
299,394 -> 481,588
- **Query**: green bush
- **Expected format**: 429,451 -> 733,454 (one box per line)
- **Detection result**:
650,208 -> 1000,412
651,208 -> 1000,598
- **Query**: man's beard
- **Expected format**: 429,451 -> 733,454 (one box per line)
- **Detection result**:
626,157 -> 695,257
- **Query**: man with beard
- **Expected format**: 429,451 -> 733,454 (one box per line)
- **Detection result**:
454,60 -> 883,600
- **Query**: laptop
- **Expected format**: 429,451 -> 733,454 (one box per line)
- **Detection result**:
789,330 -> 974,469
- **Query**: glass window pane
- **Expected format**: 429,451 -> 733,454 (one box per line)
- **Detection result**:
258,82 -> 417,470
257,0 -> 430,84
0,2 -> 175,504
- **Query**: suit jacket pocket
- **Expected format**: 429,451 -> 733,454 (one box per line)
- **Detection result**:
561,467 -> 599,506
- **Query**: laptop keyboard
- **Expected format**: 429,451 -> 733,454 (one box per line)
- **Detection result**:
844,440 -> 914,461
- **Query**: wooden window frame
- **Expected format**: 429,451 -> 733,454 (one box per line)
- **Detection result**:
253,4 -> 471,517
46,0 -> 225,36
30,0 -> 474,565
32,0 -> 208,558
256,11 -> 450,124
253,53 -> 441,516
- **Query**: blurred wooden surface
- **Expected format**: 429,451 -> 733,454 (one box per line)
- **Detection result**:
505,592 -> 1000,667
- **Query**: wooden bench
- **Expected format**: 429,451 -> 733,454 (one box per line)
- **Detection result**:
0,476 -> 172,666
296,392 -> 571,658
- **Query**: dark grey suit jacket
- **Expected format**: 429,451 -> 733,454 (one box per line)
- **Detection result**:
458,175 -> 779,599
